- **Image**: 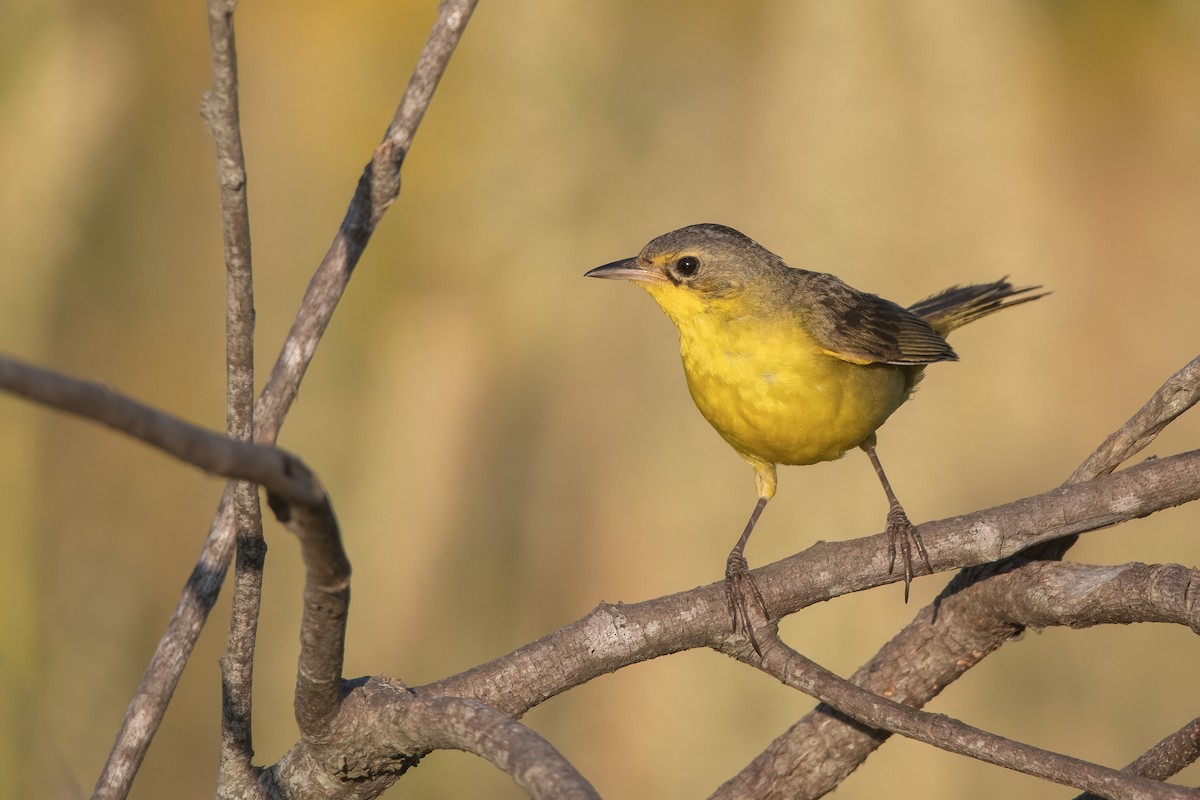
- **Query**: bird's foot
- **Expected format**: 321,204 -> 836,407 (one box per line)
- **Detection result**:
884,501 -> 931,602
725,550 -> 769,656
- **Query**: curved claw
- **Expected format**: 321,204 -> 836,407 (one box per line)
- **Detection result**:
725,551 -> 769,656
884,502 -> 931,601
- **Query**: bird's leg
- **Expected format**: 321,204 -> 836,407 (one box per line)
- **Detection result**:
862,445 -> 931,601
725,496 -> 769,655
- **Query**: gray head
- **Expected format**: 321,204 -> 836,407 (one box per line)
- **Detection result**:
586,224 -> 785,300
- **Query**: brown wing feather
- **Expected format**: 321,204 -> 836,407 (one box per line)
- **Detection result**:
791,271 -> 958,366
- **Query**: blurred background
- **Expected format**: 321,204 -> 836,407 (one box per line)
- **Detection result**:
3,0 -> 1200,797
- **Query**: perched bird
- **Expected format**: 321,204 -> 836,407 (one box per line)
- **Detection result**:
586,223 -> 1043,648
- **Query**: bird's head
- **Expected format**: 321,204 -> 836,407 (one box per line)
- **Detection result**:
585,224 -> 783,326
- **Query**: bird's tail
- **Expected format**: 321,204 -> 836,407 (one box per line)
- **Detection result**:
908,279 -> 1046,337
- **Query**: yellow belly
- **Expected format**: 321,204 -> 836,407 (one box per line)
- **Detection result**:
677,315 -> 912,466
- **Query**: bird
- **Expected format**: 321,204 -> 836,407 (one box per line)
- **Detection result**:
585,223 -> 1044,650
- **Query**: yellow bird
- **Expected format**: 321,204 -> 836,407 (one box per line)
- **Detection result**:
586,223 -> 1043,644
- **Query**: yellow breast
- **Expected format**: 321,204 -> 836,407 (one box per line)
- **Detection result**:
672,307 -> 911,467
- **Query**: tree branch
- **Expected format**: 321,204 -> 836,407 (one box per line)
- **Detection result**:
1075,718 -> 1200,800
1069,355 -> 1200,483
81,2 -> 479,797
744,637 -> 1197,800
197,0 -> 263,794
418,448 -> 1200,714
0,353 -> 354,763
0,356 -> 323,508
268,494 -> 351,740
253,0 -> 478,443
712,355 -> 1200,799
264,680 -> 600,800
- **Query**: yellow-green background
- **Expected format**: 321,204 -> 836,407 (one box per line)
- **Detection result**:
3,1 -> 1199,798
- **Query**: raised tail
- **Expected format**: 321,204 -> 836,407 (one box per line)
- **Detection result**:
908,279 -> 1047,338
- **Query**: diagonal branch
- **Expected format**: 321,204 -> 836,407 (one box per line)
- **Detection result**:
252,0 -> 478,443
1069,355 -> 1200,483
745,638 -> 1196,800
1075,717 -> 1200,800
419,449 -> 1200,714
716,559 -> 1200,799
712,354 -> 1200,799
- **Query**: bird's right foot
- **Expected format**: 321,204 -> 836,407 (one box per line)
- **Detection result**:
725,550 -> 769,656
884,501 -> 931,602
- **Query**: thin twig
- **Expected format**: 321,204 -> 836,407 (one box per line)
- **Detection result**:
253,0 -> 478,443
85,498 -> 237,800
0,356 -> 323,507
1069,355 -> 1200,483
195,0 -> 263,795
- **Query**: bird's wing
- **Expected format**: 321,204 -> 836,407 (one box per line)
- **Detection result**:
793,271 -> 958,366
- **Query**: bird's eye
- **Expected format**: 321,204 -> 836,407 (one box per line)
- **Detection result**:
675,256 -> 700,277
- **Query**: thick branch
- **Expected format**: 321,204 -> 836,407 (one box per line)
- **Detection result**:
748,447 -> 1200,614
265,680 -> 599,800
713,560 -> 1200,799
714,355 -> 1200,799
420,449 -> 1200,715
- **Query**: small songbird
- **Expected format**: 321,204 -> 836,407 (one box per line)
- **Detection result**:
586,223 -> 1043,648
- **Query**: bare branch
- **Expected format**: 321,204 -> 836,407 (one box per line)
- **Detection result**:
420,450 -> 1200,716
86,500 -> 237,800
196,0 -> 264,793
271,495 -> 351,740
253,0 -> 478,443
405,695 -> 601,800
744,639 -> 1196,800
0,354 -> 353,765
82,2 -> 478,796
1075,718 -> 1200,800
713,355 -> 1200,798
11,331 -> 1194,797
1070,355 -> 1200,483
219,488 -> 264,789
0,356 -> 322,509
749,447 -> 1200,614
264,681 -> 599,800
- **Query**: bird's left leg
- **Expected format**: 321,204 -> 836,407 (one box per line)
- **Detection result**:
861,443 -> 931,601
725,461 -> 775,655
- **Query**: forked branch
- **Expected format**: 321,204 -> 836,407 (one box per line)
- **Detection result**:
86,1 -> 479,797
